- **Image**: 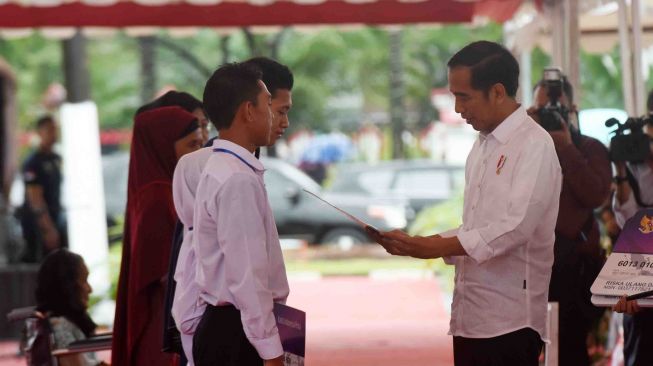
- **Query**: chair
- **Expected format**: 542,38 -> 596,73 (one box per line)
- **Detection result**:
7,306 -> 57,366
7,306 -> 112,366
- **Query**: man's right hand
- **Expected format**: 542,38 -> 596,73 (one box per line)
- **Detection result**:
264,356 -> 284,366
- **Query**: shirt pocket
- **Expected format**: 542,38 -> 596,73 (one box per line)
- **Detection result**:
479,150 -> 513,214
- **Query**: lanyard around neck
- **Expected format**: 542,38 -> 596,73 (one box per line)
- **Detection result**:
213,148 -> 257,172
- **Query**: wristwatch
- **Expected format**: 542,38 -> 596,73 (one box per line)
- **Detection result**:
613,176 -> 628,184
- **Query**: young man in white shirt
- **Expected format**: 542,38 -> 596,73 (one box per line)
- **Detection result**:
368,40 -> 562,366
170,57 -> 293,366
191,62 -> 288,366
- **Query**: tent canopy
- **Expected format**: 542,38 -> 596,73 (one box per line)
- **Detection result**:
0,0 -> 523,31
508,0 -> 653,54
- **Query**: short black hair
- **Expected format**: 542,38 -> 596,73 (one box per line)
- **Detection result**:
35,115 -> 55,129
534,74 -> 574,104
203,62 -> 263,131
244,57 -> 294,97
136,90 -> 203,116
447,40 -> 520,98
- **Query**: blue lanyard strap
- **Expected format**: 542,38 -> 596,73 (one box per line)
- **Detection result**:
213,148 -> 257,172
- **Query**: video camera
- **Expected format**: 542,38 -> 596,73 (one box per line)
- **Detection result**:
536,67 -> 570,132
606,116 -> 652,162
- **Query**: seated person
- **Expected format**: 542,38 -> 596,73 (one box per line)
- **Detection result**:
35,249 -> 108,366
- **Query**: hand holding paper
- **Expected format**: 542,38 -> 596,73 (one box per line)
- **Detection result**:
612,295 -> 643,315
301,189 -> 465,258
366,228 -> 466,259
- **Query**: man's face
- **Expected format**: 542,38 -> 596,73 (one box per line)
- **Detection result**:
192,108 -> 210,146
528,85 -> 578,134
268,89 -> 292,145
645,124 -> 653,156
448,66 -> 500,134
250,80 -> 273,147
38,120 -> 58,148
532,85 -> 573,112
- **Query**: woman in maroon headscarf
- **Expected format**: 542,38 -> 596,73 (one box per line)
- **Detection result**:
112,106 -> 203,366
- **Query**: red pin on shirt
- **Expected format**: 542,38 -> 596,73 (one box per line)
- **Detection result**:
496,155 -> 507,175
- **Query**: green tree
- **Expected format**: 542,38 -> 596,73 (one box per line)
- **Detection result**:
0,35 -> 62,129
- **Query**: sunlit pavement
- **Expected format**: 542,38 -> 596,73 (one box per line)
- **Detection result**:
0,275 -> 453,366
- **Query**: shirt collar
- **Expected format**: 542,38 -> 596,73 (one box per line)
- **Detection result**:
486,105 -> 527,145
212,139 -> 265,172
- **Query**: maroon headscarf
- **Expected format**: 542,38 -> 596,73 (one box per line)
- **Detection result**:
112,106 -> 198,366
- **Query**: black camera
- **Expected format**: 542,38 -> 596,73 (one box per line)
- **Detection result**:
606,116 -> 652,162
536,68 -> 569,131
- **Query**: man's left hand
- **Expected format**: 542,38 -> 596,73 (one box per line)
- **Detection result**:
549,121 -> 573,148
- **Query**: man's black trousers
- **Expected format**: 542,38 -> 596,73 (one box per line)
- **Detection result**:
453,327 -> 543,366
193,304 -> 263,366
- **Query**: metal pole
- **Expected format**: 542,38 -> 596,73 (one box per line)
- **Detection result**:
546,0 -> 565,69
388,28 -> 405,159
545,302 -> 559,366
62,30 -> 91,103
565,0 -> 581,119
631,0 -> 646,115
520,51 -> 533,107
138,36 -> 157,104
617,0 -> 635,115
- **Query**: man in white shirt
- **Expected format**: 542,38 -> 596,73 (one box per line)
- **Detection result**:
368,40 -> 562,366
170,57 -> 293,366
191,62 -> 288,366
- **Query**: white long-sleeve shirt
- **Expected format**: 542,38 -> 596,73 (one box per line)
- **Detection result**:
193,139 -> 289,360
171,145 -> 213,366
443,106 -> 562,340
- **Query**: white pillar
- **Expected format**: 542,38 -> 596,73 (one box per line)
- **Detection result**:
60,102 -> 110,305
545,302 -> 559,366
618,0 -> 636,115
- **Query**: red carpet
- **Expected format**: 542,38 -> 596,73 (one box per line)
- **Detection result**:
1,276 -> 453,366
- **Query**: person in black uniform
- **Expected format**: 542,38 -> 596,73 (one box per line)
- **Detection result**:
19,115 -> 65,263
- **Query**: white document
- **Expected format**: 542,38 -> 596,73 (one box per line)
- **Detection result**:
301,189 -> 379,233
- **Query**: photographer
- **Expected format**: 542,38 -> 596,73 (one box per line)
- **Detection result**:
612,90 -> 653,366
613,93 -> 653,227
527,69 -> 612,366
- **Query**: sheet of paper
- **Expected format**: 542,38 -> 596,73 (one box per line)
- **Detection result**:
302,189 -> 379,232
591,208 -> 653,297
592,294 -> 653,308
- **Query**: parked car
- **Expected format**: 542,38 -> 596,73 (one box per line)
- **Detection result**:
101,151 -> 408,246
327,160 -> 465,220
261,157 -> 407,245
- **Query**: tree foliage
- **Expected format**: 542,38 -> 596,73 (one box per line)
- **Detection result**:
1,24 -> 648,134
